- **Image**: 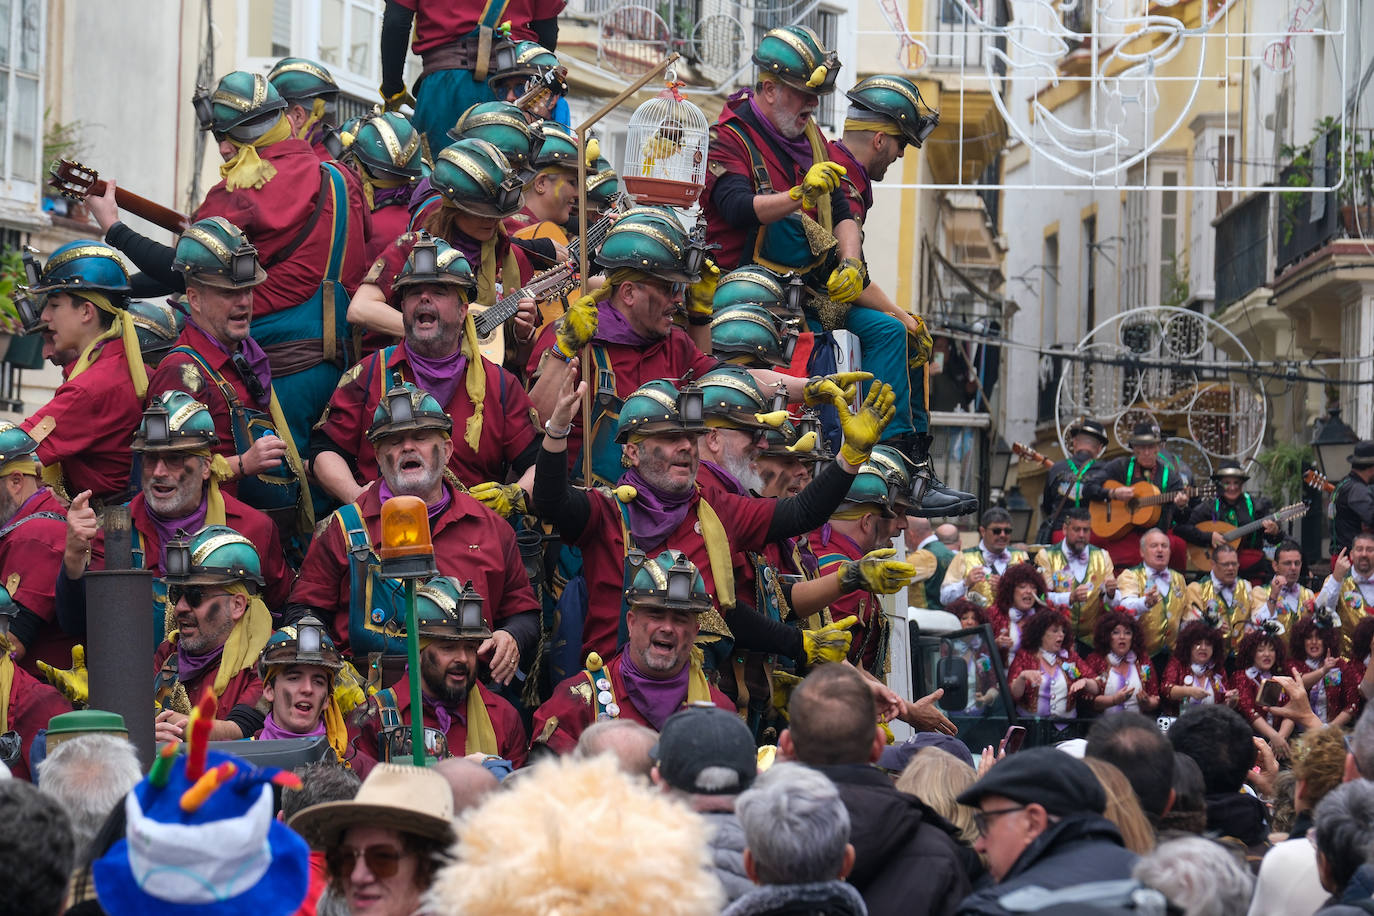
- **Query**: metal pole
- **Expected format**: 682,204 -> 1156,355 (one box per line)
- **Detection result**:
404,577 -> 425,766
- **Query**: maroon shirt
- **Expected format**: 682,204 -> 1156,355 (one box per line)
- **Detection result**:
813,523 -> 884,670
530,651 -> 733,755
4,664 -> 71,781
827,140 -> 873,224
568,487 -> 776,659
195,139 -> 371,317
152,638 -> 265,714
23,336 -> 143,503
2,488 -> 75,676
365,201 -> 414,265
398,0 -> 565,53
346,674 -> 527,777
290,483 -> 538,652
314,344 -> 537,488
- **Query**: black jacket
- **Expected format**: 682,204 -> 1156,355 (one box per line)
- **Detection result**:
722,880 -> 869,916
815,764 -> 973,916
955,813 -> 1138,916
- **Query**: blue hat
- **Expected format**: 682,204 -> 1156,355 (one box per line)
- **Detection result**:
93,748 -> 309,916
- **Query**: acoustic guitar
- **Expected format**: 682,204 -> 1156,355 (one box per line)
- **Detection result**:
1089,480 -> 1215,540
1186,502 -> 1309,572
1304,468 -> 1336,494
514,205 -> 621,331
470,260 -> 579,363
48,159 -> 190,233
1012,442 -> 1055,470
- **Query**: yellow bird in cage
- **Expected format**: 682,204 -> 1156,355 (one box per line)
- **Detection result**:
641,118 -> 685,177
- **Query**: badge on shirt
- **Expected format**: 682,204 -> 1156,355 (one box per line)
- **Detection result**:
179,363 -> 203,394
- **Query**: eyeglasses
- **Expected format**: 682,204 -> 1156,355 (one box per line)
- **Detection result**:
972,805 -> 1026,836
986,526 -> 1013,535
167,585 -> 226,609
326,844 -> 406,880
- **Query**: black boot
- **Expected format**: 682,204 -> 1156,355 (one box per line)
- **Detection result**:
896,433 -> 979,518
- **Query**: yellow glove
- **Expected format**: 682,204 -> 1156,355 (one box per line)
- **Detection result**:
879,720 -> 896,745
802,371 -> 873,408
555,294 -> 599,359
685,258 -> 721,322
38,644 -> 88,705
379,86 -> 416,112
837,382 -> 896,466
333,660 -> 371,717
908,314 -> 934,369
839,548 -> 918,595
770,670 -> 804,718
802,615 -> 858,664
469,481 -> 527,517
827,257 -> 866,304
788,161 -> 847,208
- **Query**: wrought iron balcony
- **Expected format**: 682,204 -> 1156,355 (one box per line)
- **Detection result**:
1214,192 -> 1268,309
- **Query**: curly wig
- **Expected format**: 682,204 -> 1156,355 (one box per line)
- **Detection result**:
1236,627 -> 1288,672
426,755 -> 723,916
1351,617 -> 1374,663
947,598 -> 987,628
1021,609 -> 1071,653
994,562 -> 1048,615
1093,611 -> 1146,657
1289,613 -> 1341,661
1173,620 -> 1225,667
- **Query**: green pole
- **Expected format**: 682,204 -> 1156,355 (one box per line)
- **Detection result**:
405,577 -> 426,766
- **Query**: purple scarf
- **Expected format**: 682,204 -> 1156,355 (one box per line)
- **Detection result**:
619,652 -> 689,731
421,691 -> 466,736
593,301 -> 654,347
372,184 -> 413,209
378,480 -> 453,520
176,642 -> 225,685
410,175 -> 437,212
188,318 -> 273,408
148,502 -> 210,575
737,89 -> 815,167
401,340 -> 465,409
258,711 -> 326,740
700,460 -> 749,497
446,226 -> 483,272
618,468 -> 692,552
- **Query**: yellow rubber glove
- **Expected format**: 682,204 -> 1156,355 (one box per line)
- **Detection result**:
770,669 -> 804,719
333,660 -> 371,717
826,257 -> 866,304
837,382 -> 896,466
802,371 -> 873,408
469,481 -> 527,517
38,644 -> 88,705
879,720 -> 896,744
685,257 -> 720,322
787,161 -> 847,208
802,615 -> 858,664
555,294 -> 600,359
839,548 -> 918,595
908,314 -> 934,369
379,87 -> 416,112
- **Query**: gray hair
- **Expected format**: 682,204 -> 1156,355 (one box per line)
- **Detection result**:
1139,527 -> 1169,554
37,734 -> 141,856
1350,704 -> 1374,779
735,763 -> 849,885
574,719 -> 659,779
1132,837 -> 1254,916
1314,780 -> 1374,892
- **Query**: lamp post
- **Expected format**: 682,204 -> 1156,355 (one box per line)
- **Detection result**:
1312,406 -> 1358,477
379,495 -> 438,766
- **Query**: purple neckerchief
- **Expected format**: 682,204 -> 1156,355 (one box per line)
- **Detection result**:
618,652 -> 689,731
421,691 -> 467,736
378,480 -> 453,521
187,318 -> 273,408
447,226 -> 483,270
817,522 -> 862,556
700,460 -> 749,497
7,488 -> 48,525
592,301 -> 654,347
832,140 -> 872,212
148,502 -> 209,575
372,184 -> 413,209
176,642 -> 225,685
619,468 -> 692,552
739,90 -> 815,166
258,711 -> 326,741
410,175 -> 437,212
401,340 -> 465,409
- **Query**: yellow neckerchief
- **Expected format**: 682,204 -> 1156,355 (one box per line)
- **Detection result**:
686,646 -> 713,704
293,98 -> 326,142
414,636 -> 500,755
0,634 -> 13,732
212,583 -> 273,697
185,449 -> 233,526
359,168 -> 411,212
262,663 -> 350,761
474,219 -> 523,309
220,116 -> 292,191
802,120 -> 832,235
456,312 -> 487,452
66,292 -> 149,398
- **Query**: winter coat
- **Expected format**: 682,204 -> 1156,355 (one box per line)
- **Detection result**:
1315,863 -> 1374,915
702,809 -> 754,904
722,880 -> 869,916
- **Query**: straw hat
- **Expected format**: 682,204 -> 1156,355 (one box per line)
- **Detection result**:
288,763 -> 455,849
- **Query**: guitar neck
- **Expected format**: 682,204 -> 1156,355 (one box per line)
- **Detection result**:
1135,486 -> 1201,508
91,178 -> 189,233
1226,505 -> 1307,543
568,213 -> 615,260
473,263 -> 574,336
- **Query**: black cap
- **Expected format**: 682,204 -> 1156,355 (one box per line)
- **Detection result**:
1127,422 -> 1162,447
955,747 -> 1106,816
1067,418 -> 1108,447
1350,440 -> 1374,468
651,705 -> 757,795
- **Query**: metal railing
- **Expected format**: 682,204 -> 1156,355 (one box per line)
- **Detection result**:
1275,126 -> 1374,274
1214,192 -> 1269,309
930,0 -> 1008,76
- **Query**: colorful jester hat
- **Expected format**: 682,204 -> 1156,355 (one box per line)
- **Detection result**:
92,693 -> 309,916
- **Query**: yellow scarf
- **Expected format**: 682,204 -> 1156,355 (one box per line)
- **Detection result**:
220,116 -> 292,191
66,293 -> 149,398
458,312 -> 487,452
360,171 -> 412,212
0,636 -> 13,732
686,647 -> 713,704
265,388 -> 316,531
803,121 -> 833,235
293,98 -> 326,142
187,450 -> 233,525
475,223 -> 524,309
213,583 -> 273,697
463,681 -> 500,756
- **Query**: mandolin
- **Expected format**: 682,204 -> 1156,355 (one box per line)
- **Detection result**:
48,159 -> 190,233
470,260 -> 579,363
1089,480 -> 1215,540
1012,442 -> 1055,470
1186,502 -> 1309,572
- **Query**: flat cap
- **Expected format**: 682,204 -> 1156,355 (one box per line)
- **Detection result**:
955,747 -> 1106,816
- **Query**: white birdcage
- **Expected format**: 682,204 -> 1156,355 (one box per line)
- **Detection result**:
621,75 -> 709,207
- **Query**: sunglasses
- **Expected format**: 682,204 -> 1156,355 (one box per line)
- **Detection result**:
987,526 -> 1013,535
326,844 -> 406,880
167,585 -> 226,609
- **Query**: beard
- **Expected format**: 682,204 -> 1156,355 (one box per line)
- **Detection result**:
720,447 -> 763,493
420,651 -> 470,705
382,442 -> 447,498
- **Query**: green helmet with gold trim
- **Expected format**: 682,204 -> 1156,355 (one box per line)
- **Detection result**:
615,379 -> 706,443
132,390 -> 220,453
586,156 -> 621,210
760,409 -> 829,464
31,240 -> 131,297
432,137 -> 525,218
415,576 -> 492,641
163,524 -> 265,590
841,465 -> 899,519
487,39 -> 562,91
713,264 -> 805,324
173,217 -> 267,289
390,233 -> 476,304
595,209 -> 704,284
711,303 -> 796,369
367,382 -> 454,443
193,71 -> 286,141
752,25 -> 841,96
267,57 -> 339,105
845,74 -> 939,149
697,365 -> 774,431
0,421 -> 41,475
127,300 -> 185,365
346,110 -> 425,182
624,548 -> 713,613
448,101 -> 545,176
530,120 -> 578,172
866,444 -> 917,513
258,614 -> 344,681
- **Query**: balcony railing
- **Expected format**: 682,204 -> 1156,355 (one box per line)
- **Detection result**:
1275,126 -> 1374,274
931,0 -> 1008,76
1214,192 -> 1269,309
